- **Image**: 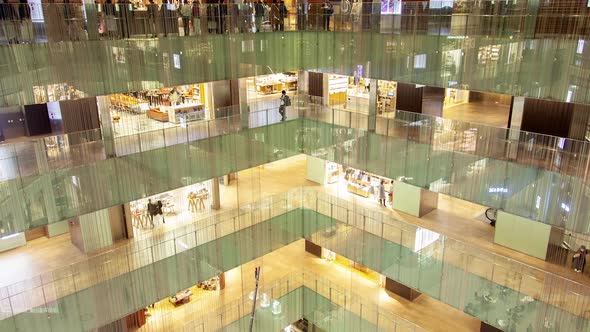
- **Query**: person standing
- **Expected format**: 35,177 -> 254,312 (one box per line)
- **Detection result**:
17,0 -> 31,42
254,0 -> 264,32
270,0 -> 279,31
278,0 -> 287,31
279,90 -> 290,122
377,180 -> 386,206
147,199 -> 157,228
573,246 -> 588,273
180,0 -> 192,36
118,0 -> 132,38
192,0 -> 201,35
147,0 -> 159,37
321,0 -> 333,31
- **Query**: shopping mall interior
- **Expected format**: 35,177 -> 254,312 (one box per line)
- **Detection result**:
1,1 -> 590,332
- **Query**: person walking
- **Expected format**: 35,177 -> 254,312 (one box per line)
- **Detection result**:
156,200 -> 165,224
147,0 -> 159,37
254,0 -> 264,32
279,90 -> 290,122
147,199 -> 157,228
180,0 -> 192,36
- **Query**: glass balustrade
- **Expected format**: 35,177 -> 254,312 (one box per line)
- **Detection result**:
138,271 -> 424,332
1,4 -> 590,107
1,188 -> 589,331
0,1 -> 588,45
2,101 -> 590,236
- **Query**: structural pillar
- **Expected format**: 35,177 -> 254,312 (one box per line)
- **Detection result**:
368,79 -> 378,132
304,240 -> 322,257
506,96 -> 524,160
97,96 -> 116,158
384,277 -> 421,301
211,178 -> 221,210
69,206 -> 128,253
494,210 -> 551,260
391,181 -> 438,218
238,78 -> 249,129
83,0 -> 100,40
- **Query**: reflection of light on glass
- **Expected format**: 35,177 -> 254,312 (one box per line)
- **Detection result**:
177,241 -> 188,249
248,290 -> 257,301
561,203 -> 570,212
488,187 -> 508,193
578,40 -> 585,54
322,248 -> 336,261
557,137 -> 566,149
414,227 -> 440,252
535,196 -> 541,209
271,300 -> 282,315
260,293 -> 270,308
414,54 -> 426,69
1,233 -> 21,240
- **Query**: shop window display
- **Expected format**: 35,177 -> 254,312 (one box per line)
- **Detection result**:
109,83 -> 206,137
247,72 -> 298,96
344,167 -> 392,206
130,181 -> 212,231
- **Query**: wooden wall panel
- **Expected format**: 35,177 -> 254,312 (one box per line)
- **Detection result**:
521,98 -> 573,138
308,72 -> 323,97
396,83 -> 423,113
24,103 -> 51,136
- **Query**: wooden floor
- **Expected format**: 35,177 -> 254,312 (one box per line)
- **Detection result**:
1,154 -> 589,329
443,101 -> 510,128
138,240 -> 480,332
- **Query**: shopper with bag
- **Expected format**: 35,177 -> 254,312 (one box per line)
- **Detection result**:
279,90 -> 291,122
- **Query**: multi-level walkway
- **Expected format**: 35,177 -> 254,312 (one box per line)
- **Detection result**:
1,156 -> 589,332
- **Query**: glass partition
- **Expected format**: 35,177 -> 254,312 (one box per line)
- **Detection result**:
1,187 -> 590,332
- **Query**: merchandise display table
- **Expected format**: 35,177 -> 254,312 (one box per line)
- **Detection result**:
169,290 -> 192,306
161,103 -> 206,124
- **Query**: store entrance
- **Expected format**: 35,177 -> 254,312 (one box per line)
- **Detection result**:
129,180 -> 214,237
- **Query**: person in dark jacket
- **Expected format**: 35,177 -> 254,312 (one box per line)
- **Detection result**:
156,200 -> 165,223
254,0 -> 264,32
147,0 -> 159,37
147,199 -> 157,227
277,0 -> 287,31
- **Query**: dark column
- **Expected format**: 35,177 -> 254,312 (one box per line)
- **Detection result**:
384,277 -> 421,301
520,97 -> 590,140
480,321 -> 503,332
396,83 -> 423,113
305,240 -> 322,257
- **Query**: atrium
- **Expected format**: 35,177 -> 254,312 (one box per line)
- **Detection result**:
0,1 -> 590,331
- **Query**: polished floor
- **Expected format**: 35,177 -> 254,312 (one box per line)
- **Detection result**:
137,240 -> 480,332
1,154 -> 589,290
1,154 -> 589,327
443,101 -> 510,128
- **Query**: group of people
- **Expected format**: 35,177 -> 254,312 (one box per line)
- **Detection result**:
1,0 -> 337,43
1,0 -> 86,43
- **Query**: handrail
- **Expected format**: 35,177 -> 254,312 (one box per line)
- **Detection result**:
1,187 -> 590,331
0,1 -> 588,46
